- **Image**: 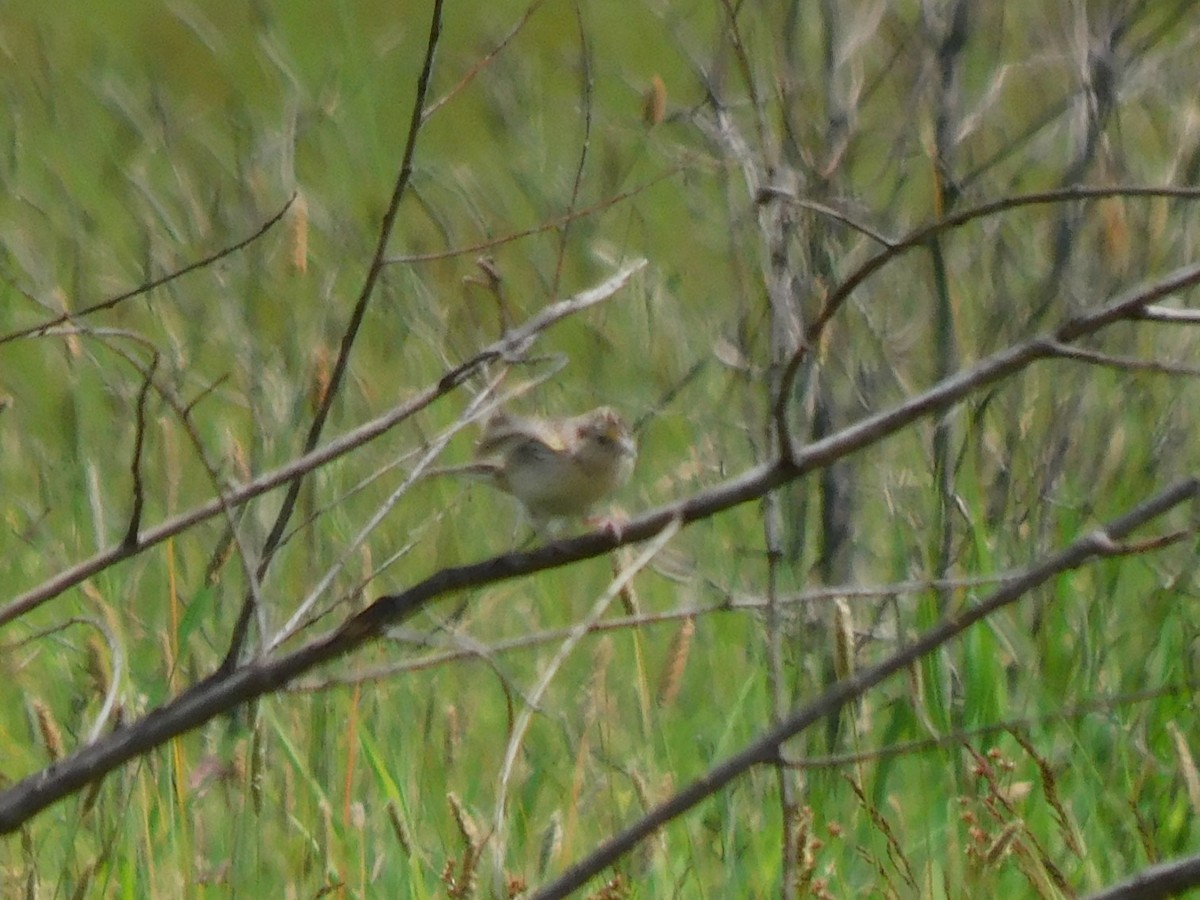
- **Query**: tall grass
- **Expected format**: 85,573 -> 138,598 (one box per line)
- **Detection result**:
2,1 -> 1200,896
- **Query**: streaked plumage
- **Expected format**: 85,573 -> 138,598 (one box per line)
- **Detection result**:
432,406 -> 636,525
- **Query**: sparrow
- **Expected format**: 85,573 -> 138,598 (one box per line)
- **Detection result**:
432,406 -> 636,528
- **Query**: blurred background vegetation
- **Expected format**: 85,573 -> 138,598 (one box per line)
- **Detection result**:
2,1 -> 1200,896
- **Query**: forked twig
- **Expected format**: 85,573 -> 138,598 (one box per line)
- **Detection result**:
219,0 -> 448,673
777,184 -> 1200,410
121,356 -> 156,550
0,256 -> 1191,837
0,260 -> 645,628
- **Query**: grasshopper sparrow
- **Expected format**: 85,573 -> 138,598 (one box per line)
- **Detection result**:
435,406 -> 636,528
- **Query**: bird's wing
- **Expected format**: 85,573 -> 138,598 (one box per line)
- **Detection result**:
475,412 -> 564,458
423,460 -> 503,480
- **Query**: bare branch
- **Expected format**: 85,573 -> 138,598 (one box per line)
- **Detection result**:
0,256 -> 1185,835
220,0 -> 449,672
786,681 -> 1200,770
120,356 -> 156,550
1137,303 -> 1200,324
0,259 -> 646,628
1084,853 -> 1200,900
0,194 -> 297,345
777,184 -> 1200,408
532,480 -> 1199,898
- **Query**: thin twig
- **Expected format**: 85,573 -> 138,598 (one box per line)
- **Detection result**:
489,518 -> 681,883
219,0 -> 449,673
421,0 -> 549,121
1046,341 -> 1200,377
531,480 -> 1199,898
383,169 -> 680,265
549,0 -> 593,297
121,356 -> 156,550
1137,303 -> 1200,324
289,569 -> 1046,689
779,184 -> 1200,408
0,194 -> 296,345
0,260 -> 1191,834
0,260 -> 645,628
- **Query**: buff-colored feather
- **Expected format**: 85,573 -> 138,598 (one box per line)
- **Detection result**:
430,406 -> 636,526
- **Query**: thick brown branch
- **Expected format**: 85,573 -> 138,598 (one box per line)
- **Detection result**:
0,260 -> 645,628
0,259 -> 1193,834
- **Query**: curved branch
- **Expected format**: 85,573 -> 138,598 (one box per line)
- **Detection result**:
777,184 -> 1200,408
0,194 -> 296,345
0,260 -> 646,628
532,480 -> 1199,898
220,0 -> 448,671
0,257 -> 1191,834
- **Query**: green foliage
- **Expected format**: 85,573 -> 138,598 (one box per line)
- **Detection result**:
2,1 -> 1200,897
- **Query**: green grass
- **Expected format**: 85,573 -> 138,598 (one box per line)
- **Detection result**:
3,1 -> 1200,897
